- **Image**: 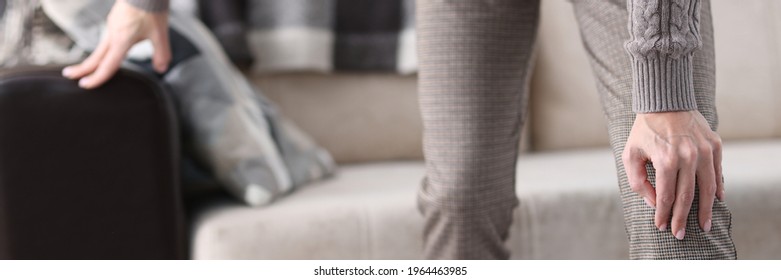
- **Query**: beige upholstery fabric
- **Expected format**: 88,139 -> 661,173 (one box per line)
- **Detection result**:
191,141 -> 781,259
253,74 -> 530,164
252,73 -> 423,164
711,1 -> 781,140
529,0 -> 609,151
724,141 -> 781,259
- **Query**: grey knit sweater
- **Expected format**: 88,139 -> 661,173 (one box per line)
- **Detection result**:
128,0 -> 703,114
626,0 -> 702,113
126,0 -> 169,12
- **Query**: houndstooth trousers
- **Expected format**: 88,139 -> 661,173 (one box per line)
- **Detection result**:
416,0 -> 737,259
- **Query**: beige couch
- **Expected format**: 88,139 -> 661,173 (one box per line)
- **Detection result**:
190,0 -> 781,259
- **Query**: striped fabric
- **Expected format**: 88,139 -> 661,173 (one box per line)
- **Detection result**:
417,0 -> 737,259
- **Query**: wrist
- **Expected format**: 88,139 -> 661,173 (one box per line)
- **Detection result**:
637,110 -> 695,116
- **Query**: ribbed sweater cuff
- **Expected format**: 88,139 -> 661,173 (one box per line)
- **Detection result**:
631,53 -> 698,113
125,0 -> 169,12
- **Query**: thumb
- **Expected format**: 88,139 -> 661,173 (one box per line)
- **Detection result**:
151,29 -> 172,73
622,146 -> 657,208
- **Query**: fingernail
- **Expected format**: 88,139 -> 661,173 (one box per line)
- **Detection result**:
720,190 -> 726,201
155,63 -> 169,73
659,223 -> 667,231
62,67 -> 73,77
703,219 -> 712,233
78,78 -> 90,88
643,197 -> 655,209
675,229 -> 686,240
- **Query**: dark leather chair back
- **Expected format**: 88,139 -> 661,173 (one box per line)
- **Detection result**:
0,67 -> 184,259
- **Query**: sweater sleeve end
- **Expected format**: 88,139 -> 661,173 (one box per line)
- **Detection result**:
631,53 -> 698,113
125,0 -> 169,13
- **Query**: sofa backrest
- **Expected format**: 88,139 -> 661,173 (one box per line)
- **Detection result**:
530,0 -> 781,151
254,0 -> 781,164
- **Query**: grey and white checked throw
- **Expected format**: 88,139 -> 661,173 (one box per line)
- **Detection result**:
245,0 -> 417,73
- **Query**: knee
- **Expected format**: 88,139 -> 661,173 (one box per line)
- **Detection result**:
418,177 -> 518,216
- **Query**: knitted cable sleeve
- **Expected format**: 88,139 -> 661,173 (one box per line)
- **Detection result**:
625,0 -> 702,113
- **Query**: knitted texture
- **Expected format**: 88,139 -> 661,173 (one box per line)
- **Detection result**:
626,0 -> 702,113
125,0 -> 169,12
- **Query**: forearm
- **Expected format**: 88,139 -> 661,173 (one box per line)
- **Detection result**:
626,0 -> 702,113
125,0 -> 169,12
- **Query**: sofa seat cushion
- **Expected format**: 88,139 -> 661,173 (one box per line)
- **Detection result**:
190,140 -> 781,259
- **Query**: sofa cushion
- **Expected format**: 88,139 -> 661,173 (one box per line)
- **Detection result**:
191,140 -> 781,259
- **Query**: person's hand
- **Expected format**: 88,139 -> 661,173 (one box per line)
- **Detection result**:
62,0 -> 171,89
622,110 -> 725,240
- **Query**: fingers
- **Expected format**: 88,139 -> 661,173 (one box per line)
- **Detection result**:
697,151 -> 717,233
671,161 -> 696,240
713,138 -> 725,201
630,112 -> 724,241
62,37 -> 110,80
62,1 -> 172,89
653,159 -> 677,233
78,43 -> 131,89
151,29 -> 171,73
65,33 -> 169,88
623,147 -> 657,208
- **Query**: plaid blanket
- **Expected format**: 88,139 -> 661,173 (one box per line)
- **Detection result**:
245,0 -> 417,73
1,0 -> 418,73
0,0 -> 86,67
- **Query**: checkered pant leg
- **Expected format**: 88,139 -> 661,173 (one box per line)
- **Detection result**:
416,0 -> 540,259
571,0 -> 737,259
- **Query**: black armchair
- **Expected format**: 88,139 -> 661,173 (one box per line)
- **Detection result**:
0,67 -> 186,259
